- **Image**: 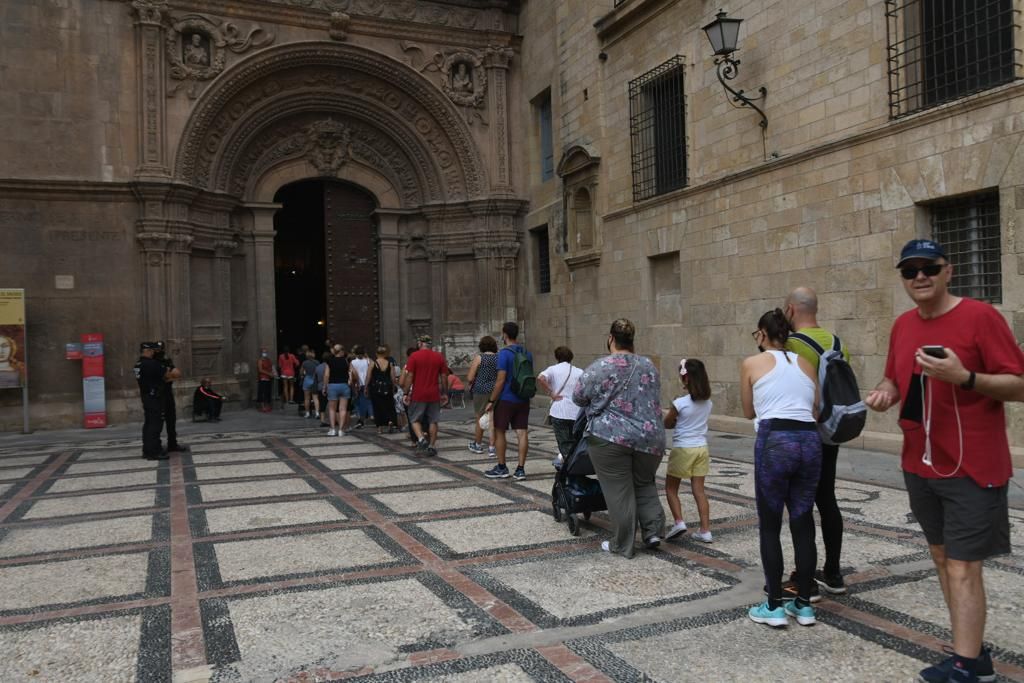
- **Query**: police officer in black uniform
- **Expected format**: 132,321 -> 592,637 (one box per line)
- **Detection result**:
134,342 -> 168,460
155,341 -> 189,453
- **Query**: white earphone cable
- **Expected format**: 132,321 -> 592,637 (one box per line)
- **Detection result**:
921,374 -> 963,477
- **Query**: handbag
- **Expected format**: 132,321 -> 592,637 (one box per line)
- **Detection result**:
543,366 -> 574,427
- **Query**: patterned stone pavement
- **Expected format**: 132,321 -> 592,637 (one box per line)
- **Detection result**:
0,419 -> 1021,683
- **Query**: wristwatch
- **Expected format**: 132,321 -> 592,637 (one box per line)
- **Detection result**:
960,371 -> 976,390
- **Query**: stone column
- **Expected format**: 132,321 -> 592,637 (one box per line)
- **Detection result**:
427,244 -> 447,343
376,211 -> 404,349
245,203 -> 281,357
137,231 -> 172,341
130,0 -> 170,180
484,46 -> 515,195
213,239 -> 238,377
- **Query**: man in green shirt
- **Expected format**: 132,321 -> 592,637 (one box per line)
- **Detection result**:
783,286 -> 849,599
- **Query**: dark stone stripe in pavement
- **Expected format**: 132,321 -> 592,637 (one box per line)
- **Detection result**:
0,450 -> 74,522
535,643 -> 615,683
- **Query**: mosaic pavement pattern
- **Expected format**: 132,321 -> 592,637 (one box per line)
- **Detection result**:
0,421 -> 1021,682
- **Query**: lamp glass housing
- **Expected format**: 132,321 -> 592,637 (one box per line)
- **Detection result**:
702,12 -> 743,56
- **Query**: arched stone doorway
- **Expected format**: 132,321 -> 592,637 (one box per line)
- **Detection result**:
273,179 -> 379,354
141,41 -> 525,399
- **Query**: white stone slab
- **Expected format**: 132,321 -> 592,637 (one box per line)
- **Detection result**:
223,578 -> 478,679
0,456 -> 50,468
0,554 -> 149,611
0,514 -> 154,558
414,509 -> 593,554
339,468 -> 458,489
22,490 -> 158,520
483,551 -> 729,620
0,613 -> 142,681
215,528 -> 393,581
302,444 -> 387,457
197,478 -> 318,503
317,454 -> 419,471
45,470 -> 158,494
606,613 -> 925,682
192,462 -> 295,480
190,440 -> 266,453
63,460 -> 151,475
0,468 -> 34,481
189,450 -> 281,464
204,500 -> 347,534
371,486 -> 516,515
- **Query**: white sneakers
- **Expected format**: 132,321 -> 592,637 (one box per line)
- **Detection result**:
666,521 -> 688,539
326,428 -> 337,436
666,521 -> 713,543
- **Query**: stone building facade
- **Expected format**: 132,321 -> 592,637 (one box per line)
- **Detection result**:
0,0 -> 526,428
515,0 -> 1024,459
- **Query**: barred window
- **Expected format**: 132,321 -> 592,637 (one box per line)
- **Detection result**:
533,226 -> 551,294
537,91 -> 554,182
929,191 -> 1002,303
629,56 -> 687,202
885,0 -> 1019,118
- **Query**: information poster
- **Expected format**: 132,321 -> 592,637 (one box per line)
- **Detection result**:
81,333 -> 107,428
0,289 -> 26,389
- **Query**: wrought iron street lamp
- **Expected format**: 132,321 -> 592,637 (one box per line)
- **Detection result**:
702,10 -> 769,158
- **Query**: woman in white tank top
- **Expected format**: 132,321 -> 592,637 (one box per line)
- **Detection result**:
740,308 -> 823,629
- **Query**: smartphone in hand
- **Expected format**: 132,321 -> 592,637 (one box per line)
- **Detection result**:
921,345 -> 947,359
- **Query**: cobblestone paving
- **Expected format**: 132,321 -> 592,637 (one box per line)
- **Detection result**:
0,419 -> 1021,682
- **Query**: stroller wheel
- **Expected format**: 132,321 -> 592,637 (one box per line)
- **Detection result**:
582,510 -> 592,521
566,513 -> 581,536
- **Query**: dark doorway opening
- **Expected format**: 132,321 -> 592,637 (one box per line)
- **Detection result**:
272,179 -> 379,356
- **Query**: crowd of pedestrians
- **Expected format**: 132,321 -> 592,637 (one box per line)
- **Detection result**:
133,238 -> 1018,683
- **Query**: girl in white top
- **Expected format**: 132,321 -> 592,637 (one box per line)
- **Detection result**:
663,358 -> 714,542
537,346 -> 583,466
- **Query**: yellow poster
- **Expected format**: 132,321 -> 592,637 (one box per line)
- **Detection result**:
0,289 -> 26,389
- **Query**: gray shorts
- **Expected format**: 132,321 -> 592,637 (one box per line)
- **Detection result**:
408,401 -> 441,424
903,471 -> 1010,561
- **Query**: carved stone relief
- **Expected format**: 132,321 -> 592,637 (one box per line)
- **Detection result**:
253,0 -> 497,30
401,43 -> 487,123
329,12 -> 350,41
183,58 -> 481,198
166,14 -> 274,98
303,118 -> 352,175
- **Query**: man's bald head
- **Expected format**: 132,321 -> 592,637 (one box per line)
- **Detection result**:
786,287 -> 818,315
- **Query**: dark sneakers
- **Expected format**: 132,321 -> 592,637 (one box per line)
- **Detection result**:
484,464 -> 510,478
142,452 -> 169,461
167,443 -> 190,452
780,572 -> 821,603
814,569 -> 847,595
918,646 -> 995,683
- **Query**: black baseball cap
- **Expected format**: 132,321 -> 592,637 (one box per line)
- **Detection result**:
897,239 -> 946,267
140,341 -> 160,351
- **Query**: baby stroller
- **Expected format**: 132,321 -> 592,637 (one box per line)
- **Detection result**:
551,412 -> 606,536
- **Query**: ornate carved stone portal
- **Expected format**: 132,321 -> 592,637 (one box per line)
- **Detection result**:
165,14 -> 274,98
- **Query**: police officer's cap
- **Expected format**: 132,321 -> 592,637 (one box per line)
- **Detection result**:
140,341 -> 160,351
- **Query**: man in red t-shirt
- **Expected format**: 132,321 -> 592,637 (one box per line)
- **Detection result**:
401,335 -> 450,456
866,239 -> 1024,682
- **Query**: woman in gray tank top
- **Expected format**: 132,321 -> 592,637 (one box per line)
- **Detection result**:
467,335 -> 499,454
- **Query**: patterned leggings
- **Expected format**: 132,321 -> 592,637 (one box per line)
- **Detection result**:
755,420 -> 822,606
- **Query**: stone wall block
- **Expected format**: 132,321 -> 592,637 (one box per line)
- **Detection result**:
880,168 -> 913,211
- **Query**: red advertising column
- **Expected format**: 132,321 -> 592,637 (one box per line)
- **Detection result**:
81,333 -> 107,428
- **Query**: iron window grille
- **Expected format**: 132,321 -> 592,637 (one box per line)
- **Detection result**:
629,56 -> 687,202
534,226 -> 551,294
885,0 -> 1020,118
928,191 -> 1002,303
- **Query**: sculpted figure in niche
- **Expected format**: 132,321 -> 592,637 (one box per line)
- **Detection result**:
452,62 -> 473,94
184,33 -> 210,66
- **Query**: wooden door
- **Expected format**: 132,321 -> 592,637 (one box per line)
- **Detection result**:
323,182 -> 378,352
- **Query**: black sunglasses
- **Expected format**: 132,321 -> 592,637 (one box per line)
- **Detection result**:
900,263 -> 945,280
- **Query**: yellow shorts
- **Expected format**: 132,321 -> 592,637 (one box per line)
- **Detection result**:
667,446 -> 710,478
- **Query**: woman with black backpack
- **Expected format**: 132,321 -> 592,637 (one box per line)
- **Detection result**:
369,345 -> 399,434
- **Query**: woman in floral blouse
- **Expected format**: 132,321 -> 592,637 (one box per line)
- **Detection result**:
573,318 -> 666,558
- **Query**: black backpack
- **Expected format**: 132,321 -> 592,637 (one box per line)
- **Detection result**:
368,362 -> 393,398
790,332 -> 866,445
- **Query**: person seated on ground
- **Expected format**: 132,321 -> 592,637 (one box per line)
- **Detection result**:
193,377 -> 225,421
442,373 -> 465,408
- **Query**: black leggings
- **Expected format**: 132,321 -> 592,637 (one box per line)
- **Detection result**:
816,443 -> 843,576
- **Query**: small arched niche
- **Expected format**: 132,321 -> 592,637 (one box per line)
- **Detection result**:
557,144 -> 602,269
